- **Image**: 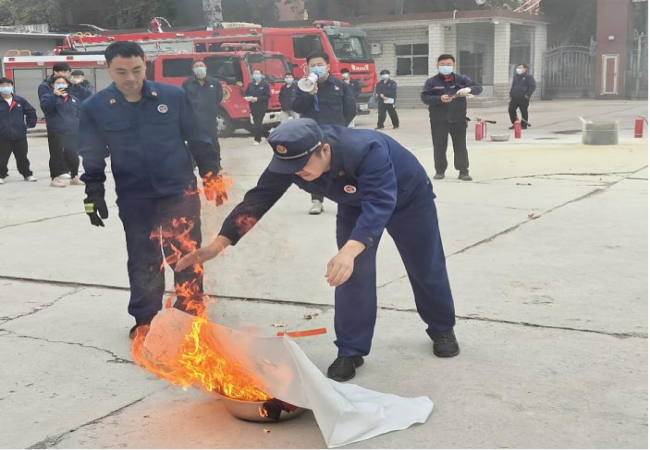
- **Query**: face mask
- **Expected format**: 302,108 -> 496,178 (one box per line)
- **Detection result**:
342,73 -> 349,79
252,73 -> 263,81
285,77 -> 294,84
310,66 -> 328,77
0,86 -> 13,95
194,67 -> 207,77
381,74 -> 390,80
54,83 -> 68,91
438,66 -> 453,76
516,68 -> 524,75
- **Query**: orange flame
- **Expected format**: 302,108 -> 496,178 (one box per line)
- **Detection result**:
132,176 -> 272,402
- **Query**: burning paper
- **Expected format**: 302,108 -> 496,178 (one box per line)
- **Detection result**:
132,308 -> 433,448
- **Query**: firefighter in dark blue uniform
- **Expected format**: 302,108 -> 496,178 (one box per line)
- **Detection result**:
79,42 -> 222,338
182,60 -> 224,171
176,118 -> 460,382
375,69 -> 400,130
421,54 -> 482,181
293,51 -> 356,215
508,63 -> 536,129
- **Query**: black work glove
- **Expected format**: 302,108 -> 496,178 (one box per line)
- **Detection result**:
84,183 -> 108,227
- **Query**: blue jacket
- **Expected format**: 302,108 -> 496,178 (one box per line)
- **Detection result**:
40,93 -> 81,134
69,81 -> 94,103
79,80 -> 218,199
37,79 -> 52,100
182,76 -> 223,119
219,126 -> 431,248
279,82 -> 299,111
0,95 -> 37,140
421,73 -> 483,123
344,79 -> 360,99
375,79 -> 397,103
510,73 -> 537,99
244,81 -> 270,111
293,74 -> 356,126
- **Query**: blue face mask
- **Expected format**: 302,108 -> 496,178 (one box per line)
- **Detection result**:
0,86 -> 13,95
516,68 -> 525,75
193,67 -> 207,77
252,73 -> 263,81
381,74 -> 390,80
54,83 -> 68,90
285,77 -> 294,84
310,66 -> 328,77
438,66 -> 453,76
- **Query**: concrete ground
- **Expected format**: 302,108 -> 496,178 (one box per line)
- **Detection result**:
0,99 -> 647,449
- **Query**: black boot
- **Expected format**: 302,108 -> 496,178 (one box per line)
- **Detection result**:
327,356 -> 364,381
433,172 -> 445,180
432,329 -> 460,357
129,314 -> 156,339
458,172 -> 473,181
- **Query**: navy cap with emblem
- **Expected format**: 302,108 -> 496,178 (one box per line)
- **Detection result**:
267,118 -> 324,174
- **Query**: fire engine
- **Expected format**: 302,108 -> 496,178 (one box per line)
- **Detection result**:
3,46 -> 292,136
57,20 -> 377,114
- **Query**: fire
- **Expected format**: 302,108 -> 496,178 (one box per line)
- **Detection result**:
131,175 -> 272,402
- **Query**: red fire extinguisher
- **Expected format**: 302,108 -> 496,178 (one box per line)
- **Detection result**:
514,120 -> 522,139
475,119 -> 484,141
634,117 -> 646,138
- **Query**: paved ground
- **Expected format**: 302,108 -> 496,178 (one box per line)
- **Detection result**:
0,99 -> 647,448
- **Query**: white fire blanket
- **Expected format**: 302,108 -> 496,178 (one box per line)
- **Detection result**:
142,308 -> 434,448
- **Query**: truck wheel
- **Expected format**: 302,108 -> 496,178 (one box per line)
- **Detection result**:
216,110 -> 236,137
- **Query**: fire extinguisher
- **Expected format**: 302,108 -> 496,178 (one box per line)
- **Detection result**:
514,120 -> 522,139
475,119 -> 484,141
634,117 -> 647,138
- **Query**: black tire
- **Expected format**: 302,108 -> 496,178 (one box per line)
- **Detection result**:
216,109 -> 236,137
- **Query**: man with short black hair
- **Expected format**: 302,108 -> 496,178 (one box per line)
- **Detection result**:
69,70 -> 95,102
508,63 -> 536,130
279,72 -> 300,123
421,54 -> 482,181
293,50 -> 356,215
0,77 -> 37,185
182,60 -> 223,171
38,62 -> 71,100
375,69 -> 399,130
79,41 -> 223,338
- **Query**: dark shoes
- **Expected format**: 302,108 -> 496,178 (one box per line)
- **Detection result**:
327,355 -> 364,382
129,314 -> 156,339
374,126 -> 384,130
433,172 -> 445,180
432,330 -> 460,357
393,125 -> 399,129
458,172 -> 473,181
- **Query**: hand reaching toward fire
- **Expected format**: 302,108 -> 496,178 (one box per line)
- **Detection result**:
175,235 -> 232,272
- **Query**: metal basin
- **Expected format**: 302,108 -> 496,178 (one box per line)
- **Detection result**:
490,134 -> 510,142
215,393 -> 307,422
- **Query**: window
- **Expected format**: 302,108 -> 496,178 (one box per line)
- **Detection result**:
162,59 -> 193,78
204,56 -> 243,85
246,54 -> 291,83
328,35 -> 370,61
395,44 -> 429,76
293,35 -> 323,59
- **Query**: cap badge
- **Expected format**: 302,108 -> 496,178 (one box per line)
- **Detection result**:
276,144 -> 288,155
344,185 -> 357,194
157,104 -> 169,114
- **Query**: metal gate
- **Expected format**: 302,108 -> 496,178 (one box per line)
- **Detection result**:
542,45 -> 595,99
627,33 -> 648,99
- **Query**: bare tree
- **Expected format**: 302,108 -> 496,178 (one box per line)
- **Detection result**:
202,0 -> 223,29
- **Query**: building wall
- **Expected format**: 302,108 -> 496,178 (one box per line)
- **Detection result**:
595,0 -> 632,98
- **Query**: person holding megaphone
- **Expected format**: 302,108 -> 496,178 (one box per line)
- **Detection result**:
293,51 -> 356,215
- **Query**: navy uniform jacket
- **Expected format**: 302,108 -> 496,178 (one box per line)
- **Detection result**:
293,74 -> 356,126
0,95 -> 37,140
79,80 -> 218,199
244,81 -> 270,112
510,73 -> 537,99
69,81 -> 94,103
37,79 -> 52,100
40,93 -> 81,134
344,79 -> 360,99
279,82 -> 299,111
375,79 -> 397,103
219,126 -> 430,248
182,76 -> 223,119
421,73 -> 482,123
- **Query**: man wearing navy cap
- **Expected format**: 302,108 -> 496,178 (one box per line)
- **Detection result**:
176,118 -> 459,382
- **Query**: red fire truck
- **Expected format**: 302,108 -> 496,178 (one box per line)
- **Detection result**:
58,21 -> 377,113
3,47 -> 292,136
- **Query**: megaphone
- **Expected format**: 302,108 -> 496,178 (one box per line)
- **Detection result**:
298,73 -> 319,92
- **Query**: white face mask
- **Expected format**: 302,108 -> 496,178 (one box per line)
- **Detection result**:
194,67 -> 207,78
342,73 -> 349,79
